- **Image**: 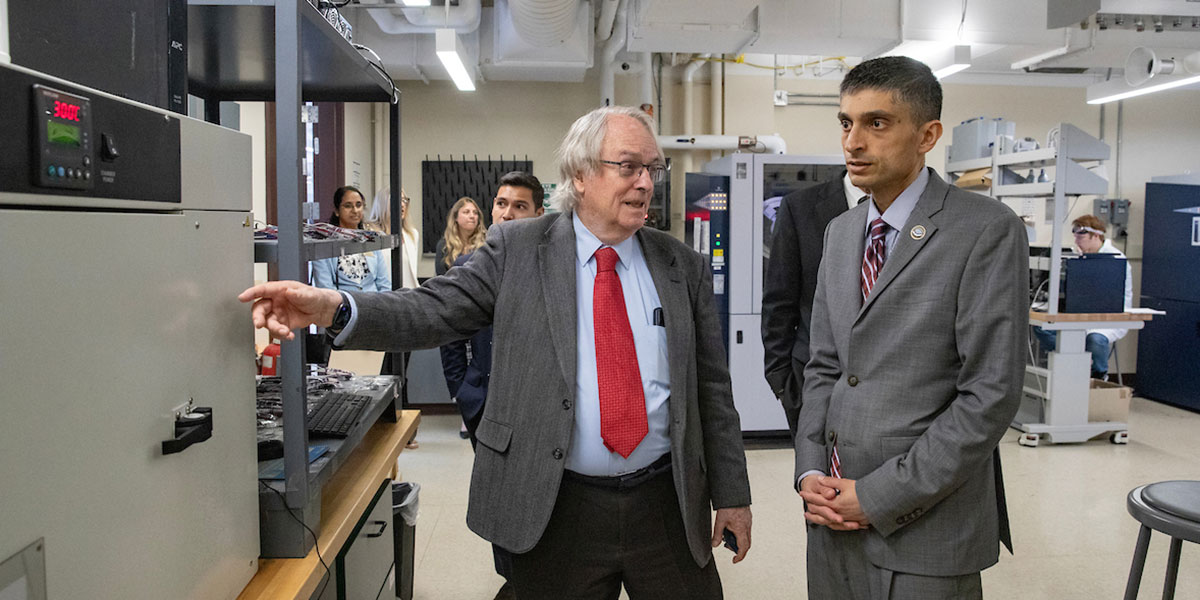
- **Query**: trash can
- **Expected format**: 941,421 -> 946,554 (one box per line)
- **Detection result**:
391,481 -> 420,600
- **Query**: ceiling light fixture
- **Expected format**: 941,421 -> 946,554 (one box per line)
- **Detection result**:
933,45 -> 972,79
1086,73 -> 1200,104
1087,47 -> 1200,104
883,42 -> 970,79
435,28 -> 475,91
401,0 -> 431,6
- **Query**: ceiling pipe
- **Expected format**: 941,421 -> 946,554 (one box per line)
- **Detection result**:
599,0 -> 627,107
365,0 -> 482,34
640,52 -> 654,109
682,54 -> 710,140
509,0 -> 581,47
0,0 -> 10,63
595,0 -> 619,42
659,134 -> 788,155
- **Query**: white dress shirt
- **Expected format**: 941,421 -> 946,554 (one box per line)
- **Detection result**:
567,213 -> 671,476
843,173 -> 868,211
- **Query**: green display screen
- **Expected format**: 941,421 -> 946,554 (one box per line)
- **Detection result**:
47,120 -> 81,147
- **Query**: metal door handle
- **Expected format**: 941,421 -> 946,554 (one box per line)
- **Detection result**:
365,520 -> 388,538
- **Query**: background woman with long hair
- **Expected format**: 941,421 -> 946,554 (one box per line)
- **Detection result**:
434,197 -> 485,276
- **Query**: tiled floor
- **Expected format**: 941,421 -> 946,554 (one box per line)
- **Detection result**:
395,397 -> 1200,599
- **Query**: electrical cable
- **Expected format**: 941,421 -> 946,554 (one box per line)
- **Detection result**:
701,55 -> 849,73
260,480 -> 333,599
354,43 -> 400,104
957,0 -> 968,41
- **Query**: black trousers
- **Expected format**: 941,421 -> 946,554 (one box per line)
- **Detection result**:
509,466 -> 721,600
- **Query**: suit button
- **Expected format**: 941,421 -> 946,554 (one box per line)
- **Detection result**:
827,431 -> 836,442
562,399 -> 572,410
848,375 -> 859,387
552,448 -> 564,460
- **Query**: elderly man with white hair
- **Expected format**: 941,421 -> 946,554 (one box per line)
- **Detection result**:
239,106 -> 753,599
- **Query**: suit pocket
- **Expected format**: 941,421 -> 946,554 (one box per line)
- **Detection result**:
476,417 -> 513,454
886,284 -> 945,305
879,435 -> 921,459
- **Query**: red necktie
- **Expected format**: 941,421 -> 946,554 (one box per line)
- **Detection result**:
593,247 -> 647,458
861,217 -> 889,301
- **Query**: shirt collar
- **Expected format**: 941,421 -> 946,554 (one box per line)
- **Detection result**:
866,167 -> 929,234
842,172 -> 867,210
573,212 -> 636,269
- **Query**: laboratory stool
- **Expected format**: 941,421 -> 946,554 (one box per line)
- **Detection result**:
1123,481 -> 1200,600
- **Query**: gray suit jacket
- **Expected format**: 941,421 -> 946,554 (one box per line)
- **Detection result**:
343,211 -> 751,567
796,169 -> 1027,576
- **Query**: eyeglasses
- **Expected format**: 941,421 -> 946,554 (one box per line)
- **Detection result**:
400,197 -> 411,206
599,159 -> 667,184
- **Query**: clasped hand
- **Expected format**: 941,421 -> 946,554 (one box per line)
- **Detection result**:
237,281 -> 344,340
797,476 -> 870,531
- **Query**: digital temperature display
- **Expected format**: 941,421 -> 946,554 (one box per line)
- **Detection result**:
53,100 -> 81,121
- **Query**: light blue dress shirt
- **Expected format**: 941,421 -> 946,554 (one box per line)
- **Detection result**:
567,213 -> 671,476
864,167 -> 929,255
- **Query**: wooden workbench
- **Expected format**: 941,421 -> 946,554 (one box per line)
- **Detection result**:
1029,310 -> 1154,323
239,410 -> 421,600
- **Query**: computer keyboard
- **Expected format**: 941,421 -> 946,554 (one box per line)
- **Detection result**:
307,392 -> 372,438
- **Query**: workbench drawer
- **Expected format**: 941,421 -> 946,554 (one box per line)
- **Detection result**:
337,479 -> 395,600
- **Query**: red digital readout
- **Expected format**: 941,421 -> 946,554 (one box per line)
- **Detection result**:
53,100 -> 81,122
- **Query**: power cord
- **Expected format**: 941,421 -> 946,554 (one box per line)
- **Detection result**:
354,43 -> 400,104
259,480 -> 333,599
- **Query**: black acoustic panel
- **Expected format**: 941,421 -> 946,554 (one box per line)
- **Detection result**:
421,156 -> 532,254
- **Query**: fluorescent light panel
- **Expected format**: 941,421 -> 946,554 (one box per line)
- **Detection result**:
435,29 -> 475,91
1087,74 -> 1200,104
934,45 -> 971,79
402,0 -> 431,6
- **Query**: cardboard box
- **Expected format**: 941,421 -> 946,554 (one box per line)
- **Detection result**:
954,168 -> 992,189
1089,379 -> 1132,422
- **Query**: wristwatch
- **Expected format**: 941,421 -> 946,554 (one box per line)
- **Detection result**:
327,292 -> 352,336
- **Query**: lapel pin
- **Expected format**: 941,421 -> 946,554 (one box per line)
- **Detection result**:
910,225 -> 926,240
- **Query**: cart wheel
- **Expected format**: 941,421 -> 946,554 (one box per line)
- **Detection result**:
1018,433 -> 1040,448
1109,431 -> 1129,445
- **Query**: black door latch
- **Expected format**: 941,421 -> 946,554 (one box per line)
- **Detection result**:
162,407 -> 213,455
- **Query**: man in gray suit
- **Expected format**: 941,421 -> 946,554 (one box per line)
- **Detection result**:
795,57 -> 1026,598
240,106 -> 752,599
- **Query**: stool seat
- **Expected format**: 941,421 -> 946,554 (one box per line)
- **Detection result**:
1143,481 -> 1200,523
1128,482 -> 1200,544
1124,481 -> 1200,600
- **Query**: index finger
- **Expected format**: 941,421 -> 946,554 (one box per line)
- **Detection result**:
238,284 -> 269,303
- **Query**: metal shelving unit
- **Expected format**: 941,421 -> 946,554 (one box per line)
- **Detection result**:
253,234 -> 401,263
947,123 -> 1140,446
188,0 -> 402,557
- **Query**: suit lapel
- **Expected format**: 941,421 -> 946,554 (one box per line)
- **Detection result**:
638,229 -> 687,434
815,182 -> 849,225
538,212 -> 578,397
858,169 -> 948,319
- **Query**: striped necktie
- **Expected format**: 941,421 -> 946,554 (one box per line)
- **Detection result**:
861,217 -> 889,301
